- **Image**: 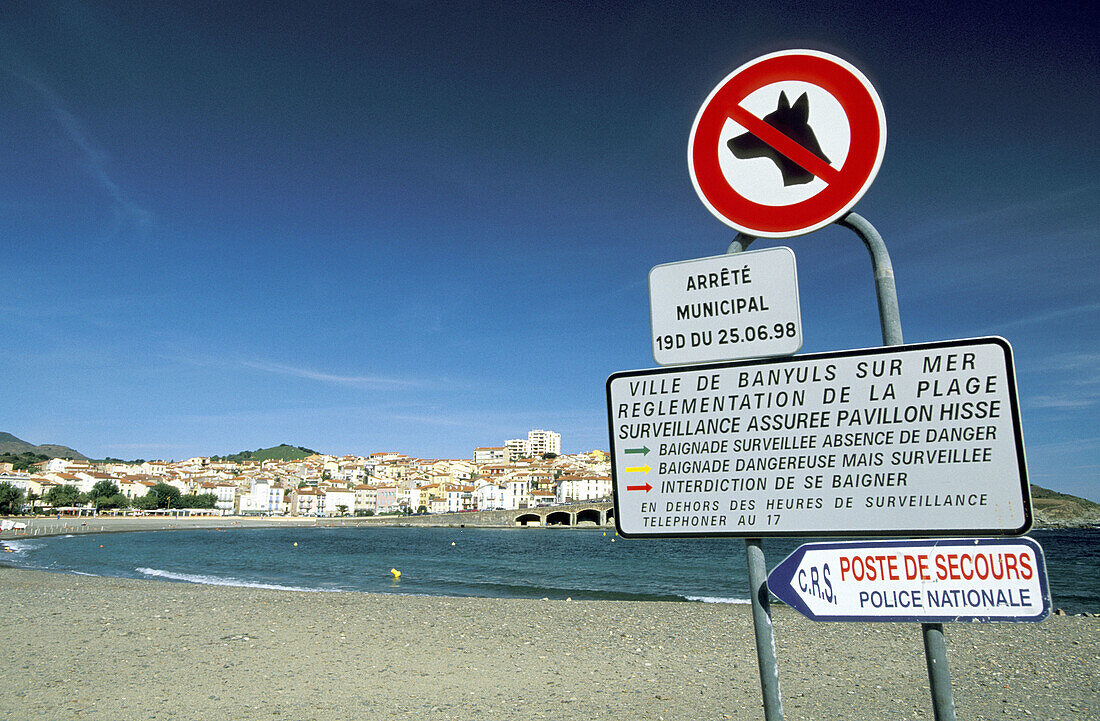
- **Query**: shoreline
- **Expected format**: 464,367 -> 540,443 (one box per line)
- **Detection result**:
0,514 -> 321,540
0,514 -> 624,543
4,513 -> 1097,544
1,565 -> 1096,720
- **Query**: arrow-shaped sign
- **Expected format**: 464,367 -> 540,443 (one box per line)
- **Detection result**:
626,483 -> 652,493
624,464 -> 650,474
624,446 -> 650,456
768,537 -> 1050,623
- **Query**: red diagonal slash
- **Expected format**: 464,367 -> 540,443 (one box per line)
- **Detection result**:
726,104 -> 842,185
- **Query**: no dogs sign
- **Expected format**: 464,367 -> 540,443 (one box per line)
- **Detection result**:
689,50 -> 886,238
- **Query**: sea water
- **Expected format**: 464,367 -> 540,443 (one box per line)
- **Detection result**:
3,527 -> 1097,612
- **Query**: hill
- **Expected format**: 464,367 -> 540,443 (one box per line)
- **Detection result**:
0,432 -> 88,461
1031,484 -> 1100,528
212,444 -> 318,463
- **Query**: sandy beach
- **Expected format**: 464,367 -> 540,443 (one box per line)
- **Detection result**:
0,565 -> 1096,721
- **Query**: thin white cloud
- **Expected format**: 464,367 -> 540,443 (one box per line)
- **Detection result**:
5,67 -> 153,230
1020,352 -> 1100,412
104,443 -> 191,452
1023,436 -> 1100,454
1026,395 -> 1097,410
386,413 -> 471,427
992,303 -> 1100,333
240,359 -> 421,390
896,183 -> 1099,244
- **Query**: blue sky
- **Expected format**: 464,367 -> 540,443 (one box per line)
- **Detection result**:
1,2 -> 1096,501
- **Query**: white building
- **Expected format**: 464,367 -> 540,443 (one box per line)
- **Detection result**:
503,430 -> 562,460
557,475 -> 611,503
320,488 -> 355,516
475,483 -> 506,510
527,429 -> 561,457
239,480 -> 286,515
502,478 -> 531,510
504,438 -> 530,461
212,482 -> 237,513
446,486 -> 474,513
473,447 -> 506,464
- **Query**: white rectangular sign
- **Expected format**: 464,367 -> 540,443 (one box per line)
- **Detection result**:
607,337 -> 1031,537
767,538 -> 1050,622
649,248 -> 802,366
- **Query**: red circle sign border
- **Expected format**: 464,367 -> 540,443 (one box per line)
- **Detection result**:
689,50 -> 886,238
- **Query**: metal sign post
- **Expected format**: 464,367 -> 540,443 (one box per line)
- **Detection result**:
726,212 -> 962,721
838,211 -> 957,721
726,234 -> 785,721
632,47 -> 986,721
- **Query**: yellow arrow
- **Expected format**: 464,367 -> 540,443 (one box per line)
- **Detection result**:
625,464 -> 651,474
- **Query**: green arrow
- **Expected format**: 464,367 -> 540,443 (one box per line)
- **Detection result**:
624,446 -> 650,456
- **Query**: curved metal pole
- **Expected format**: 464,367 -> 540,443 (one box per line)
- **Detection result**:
835,211 -> 956,721
727,232 -> 755,255
836,212 -> 902,346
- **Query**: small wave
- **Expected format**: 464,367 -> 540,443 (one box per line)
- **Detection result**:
70,570 -> 98,577
1,541 -> 43,554
135,567 -> 341,593
685,595 -> 751,604
432,578 -> 692,602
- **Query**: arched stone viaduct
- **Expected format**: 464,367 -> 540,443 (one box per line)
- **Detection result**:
370,501 -> 615,528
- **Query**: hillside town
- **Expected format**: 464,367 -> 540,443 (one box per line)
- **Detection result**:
0,430 -> 613,517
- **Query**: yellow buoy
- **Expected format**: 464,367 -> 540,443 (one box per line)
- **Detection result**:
390,568 -> 401,579
293,542 -> 298,547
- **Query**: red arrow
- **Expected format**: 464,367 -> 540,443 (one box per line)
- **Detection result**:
626,483 -> 652,493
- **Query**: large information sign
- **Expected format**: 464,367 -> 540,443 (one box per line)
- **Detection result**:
650,248 -> 802,366
607,337 -> 1030,538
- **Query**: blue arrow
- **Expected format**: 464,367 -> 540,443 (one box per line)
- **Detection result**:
766,544 -> 816,619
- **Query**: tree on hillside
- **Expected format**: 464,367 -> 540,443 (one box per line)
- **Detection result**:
88,482 -> 127,510
43,484 -> 84,508
89,480 -> 120,502
100,493 -> 129,511
176,493 -> 216,509
88,480 -> 127,510
0,452 -> 49,472
0,481 -> 25,514
132,494 -> 159,511
149,483 -> 182,509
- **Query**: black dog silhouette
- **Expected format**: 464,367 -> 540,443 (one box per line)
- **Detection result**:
727,92 -> 830,186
